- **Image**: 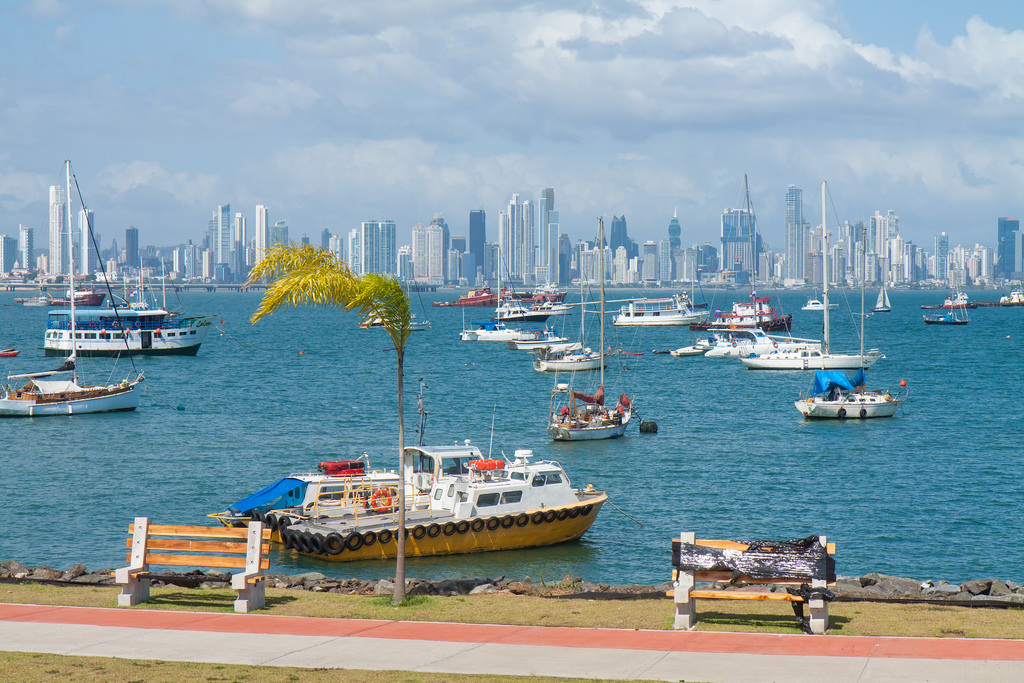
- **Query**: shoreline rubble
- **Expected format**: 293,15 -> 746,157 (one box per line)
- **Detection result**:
3,560 -> 1023,604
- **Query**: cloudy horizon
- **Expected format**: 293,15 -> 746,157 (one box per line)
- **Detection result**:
3,0 -> 1024,254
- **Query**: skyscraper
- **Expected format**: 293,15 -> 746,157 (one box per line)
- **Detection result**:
208,204 -> 232,270
0,235 -> 18,273
610,215 -> 627,253
667,210 -> 681,250
412,221 -> 444,282
79,208 -> 96,275
48,184 -> 66,275
537,188 -> 555,283
125,226 -> 140,269
358,220 -> 397,275
784,185 -> 804,281
499,194 -> 534,281
997,217 -> 1020,279
254,205 -> 269,264
468,209 -> 485,277
269,220 -> 288,247
934,232 -> 949,283
19,225 -> 33,272
720,208 -> 757,278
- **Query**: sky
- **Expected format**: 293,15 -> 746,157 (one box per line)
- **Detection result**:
3,0 -> 1024,255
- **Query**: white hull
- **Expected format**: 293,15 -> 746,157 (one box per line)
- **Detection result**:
612,312 -> 707,326
44,318 -> 213,356
534,353 -> 606,372
741,350 -> 882,370
549,410 -> 631,440
796,394 -> 903,419
0,382 -> 140,417
669,346 -> 708,357
613,294 -> 708,327
461,328 -> 549,342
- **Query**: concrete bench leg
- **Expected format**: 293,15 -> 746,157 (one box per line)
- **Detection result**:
809,578 -> 828,634
115,572 -> 150,607
234,580 -> 265,613
673,531 -> 697,630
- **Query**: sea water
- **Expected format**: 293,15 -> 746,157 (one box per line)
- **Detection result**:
1,287 -> 1021,586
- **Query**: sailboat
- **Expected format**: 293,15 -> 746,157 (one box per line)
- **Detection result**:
796,221 -> 906,419
742,181 -> 883,370
0,161 -> 143,417
534,280 -> 607,372
547,217 -> 632,440
923,298 -> 969,325
872,287 -> 892,313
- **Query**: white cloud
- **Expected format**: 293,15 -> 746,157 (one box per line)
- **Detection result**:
229,77 -> 320,117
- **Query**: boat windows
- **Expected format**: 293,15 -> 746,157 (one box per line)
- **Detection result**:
476,493 -> 500,507
532,474 -> 546,487
440,456 -> 470,476
410,452 -> 434,474
500,490 -> 523,504
544,472 -> 562,484
433,488 -> 443,500
509,471 -> 526,481
446,483 -> 455,498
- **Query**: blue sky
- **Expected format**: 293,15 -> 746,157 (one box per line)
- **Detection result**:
3,0 -> 1024,255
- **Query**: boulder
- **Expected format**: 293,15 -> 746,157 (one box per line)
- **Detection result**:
921,581 -> 961,596
288,572 -> 326,587
27,566 -> 62,581
1,560 -> 30,577
373,579 -> 395,595
961,579 -> 993,596
71,572 -> 115,585
988,580 -> 1012,597
858,573 -> 921,596
61,564 -> 87,581
469,584 -> 496,595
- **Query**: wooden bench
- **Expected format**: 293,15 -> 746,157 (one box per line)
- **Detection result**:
115,517 -> 270,613
670,532 -> 836,634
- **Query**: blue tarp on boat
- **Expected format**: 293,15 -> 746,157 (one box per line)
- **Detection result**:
226,477 -> 305,514
812,370 -> 855,395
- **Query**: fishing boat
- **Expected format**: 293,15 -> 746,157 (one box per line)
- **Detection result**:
871,287 -> 892,313
16,295 -> 52,307
431,287 -> 497,307
921,291 -> 976,309
211,444 -> 605,562
923,302 -> 969,325
612,293 -> 709,326
49,289 -> 106,307
742,182 -> 883,370
547,217 -> 632,440
689,296 -> 792,332
796,229 -> 905,419
0,161 -> 143,416
801,297 -> 837,311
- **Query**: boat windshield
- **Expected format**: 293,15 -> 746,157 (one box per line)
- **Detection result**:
440,456 -> 471,476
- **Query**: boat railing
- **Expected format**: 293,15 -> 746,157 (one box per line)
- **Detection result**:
46,317 -> 196,331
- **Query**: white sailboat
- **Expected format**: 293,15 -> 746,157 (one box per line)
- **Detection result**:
547,217 -> 632,440
742,181 -> 883,371
872,287 -> 892,313
0,160 -> 143,417
796,222 -> 906,419
534,280 -> 607,372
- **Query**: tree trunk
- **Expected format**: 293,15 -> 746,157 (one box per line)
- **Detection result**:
392,351 -> 407,603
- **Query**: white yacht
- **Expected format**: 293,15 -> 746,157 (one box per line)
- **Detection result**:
613,293 -> 708,326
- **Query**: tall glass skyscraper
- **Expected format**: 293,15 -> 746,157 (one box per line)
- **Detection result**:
997,217 -> 1019,278
784,185 -> 804,280
469,209 -> 485,279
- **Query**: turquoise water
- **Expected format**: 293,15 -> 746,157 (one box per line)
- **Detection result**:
1,288 -> 1021,585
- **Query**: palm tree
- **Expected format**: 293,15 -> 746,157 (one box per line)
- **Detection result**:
247,243 -> 413,603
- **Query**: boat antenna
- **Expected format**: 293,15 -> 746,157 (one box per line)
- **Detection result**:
70,169 -> 138,376
415,376 -> 428,446
487,403 -> 496,459
821,180 -> 830,355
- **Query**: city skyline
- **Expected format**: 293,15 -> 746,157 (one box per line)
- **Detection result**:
3,2 -> 1024,249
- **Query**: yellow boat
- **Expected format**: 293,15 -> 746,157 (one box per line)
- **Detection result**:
212,444 -> 606,562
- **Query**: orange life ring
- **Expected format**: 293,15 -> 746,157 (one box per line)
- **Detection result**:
731,341 -> 737,347
368,488 -> 394,511
772,341 -> 778,348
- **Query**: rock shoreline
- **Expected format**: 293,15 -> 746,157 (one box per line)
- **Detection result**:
2,560 -> 1022,604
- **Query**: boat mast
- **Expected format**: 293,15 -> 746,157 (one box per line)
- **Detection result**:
598,216 -> 605,391
743,174 -> 756,309
821,180 -> 829,355
65,160 -> 78,385
860,222 -> 866,366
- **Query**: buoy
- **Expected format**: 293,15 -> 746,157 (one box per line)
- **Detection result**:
639,420 -> 658,433
298,350 -> 305,355
899,380 -> 907,387
176,404 -> 185,411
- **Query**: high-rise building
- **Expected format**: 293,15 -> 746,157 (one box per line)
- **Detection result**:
269,220 -> 289,247
411,221 -> 444,282
558,233 -> 572,284
19,225 -> 33,272
48,184 -> 66,275
320,228 -> 331,250
784,185 -> 804,281
254,205 -> 269,264
668,210 -> 681,250
468,210 -> 485,276
720,208 -> 757,278
537,188 -> 556,283
641,241 -> 658,282
0,235 -> 18,273
125,226 -> 140,270
79,208 -> 96,275
499,194 -> 534,281
658,239 -> 672,282
208,204 -> 232,270
609,215 -> 627,253
450,235 -> 467,253
934,232 -> 949,282
233,212 -> 248,274
546,210 -> 560,285
997,217 -> 1020,279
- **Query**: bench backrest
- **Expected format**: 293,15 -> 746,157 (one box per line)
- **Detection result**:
672,536 -> 836,585
126,521 -> 271,571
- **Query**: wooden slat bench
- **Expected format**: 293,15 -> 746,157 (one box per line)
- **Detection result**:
114,517 -> 270,613
670,532 -> 836,634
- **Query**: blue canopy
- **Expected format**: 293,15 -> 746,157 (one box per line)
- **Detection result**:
226,477 -> 305,514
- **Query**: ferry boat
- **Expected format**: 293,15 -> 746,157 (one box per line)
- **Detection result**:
689,295 -> 792,332
43,306 -> 214,356
212,444 -> 605,562
612,293 -> 709,326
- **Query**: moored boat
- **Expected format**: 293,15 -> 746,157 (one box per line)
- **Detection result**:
612,293 -> 709,326
44,305 -> 214,356
801,297 -> 837,311
213,445 -> 605,561
431,288 -> 497,307
690,296 -> 792,332
49,289 -> 105,307
795,369 -> 906,419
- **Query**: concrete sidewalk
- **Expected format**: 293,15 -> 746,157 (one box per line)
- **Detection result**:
3,603 -> 1024,682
